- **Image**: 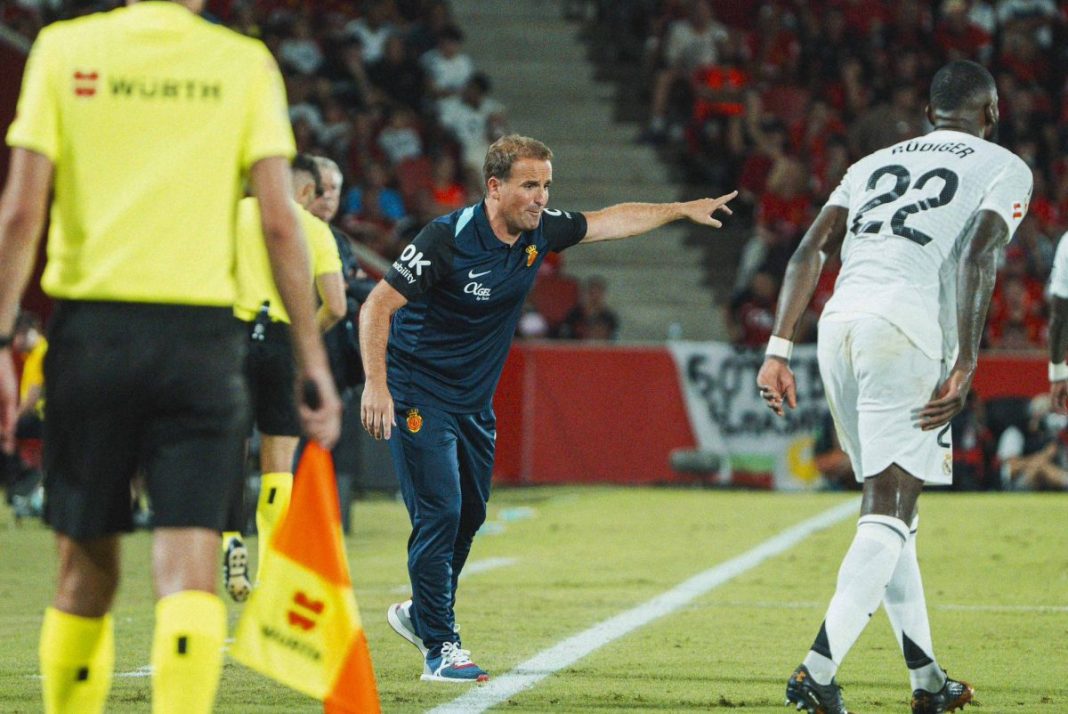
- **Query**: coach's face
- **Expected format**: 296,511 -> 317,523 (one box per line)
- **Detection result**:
493,158 -> 552,233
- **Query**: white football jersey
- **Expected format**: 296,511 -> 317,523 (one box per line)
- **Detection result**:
822,129 -> 1033,360
1049,230 -> 1068,299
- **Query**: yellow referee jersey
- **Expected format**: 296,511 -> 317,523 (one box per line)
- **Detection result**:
233,197 -> 342,324
5,1 -> 296,306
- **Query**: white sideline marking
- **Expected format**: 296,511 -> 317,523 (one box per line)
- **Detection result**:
429,499 -> 859,714
703,600 -> 1068,614
116,665 -> 153,679
936,603 -> 1068,614
391,557 -> 518,594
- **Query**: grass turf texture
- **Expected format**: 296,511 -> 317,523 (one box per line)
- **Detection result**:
0,488 -> 1065,712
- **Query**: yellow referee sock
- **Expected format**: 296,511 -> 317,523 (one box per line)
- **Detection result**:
255,471 -> 292,573
150,591 -> 225,714
39,608 -> 114,714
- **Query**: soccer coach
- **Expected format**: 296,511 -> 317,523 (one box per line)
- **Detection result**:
361,134 -> 736,682
0,1 -> 340,712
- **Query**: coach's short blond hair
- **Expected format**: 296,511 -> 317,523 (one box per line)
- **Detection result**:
482,134 -> 553,186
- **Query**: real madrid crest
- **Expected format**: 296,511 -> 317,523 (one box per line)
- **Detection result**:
406,408 -> 423,433
525,245 -> 538,267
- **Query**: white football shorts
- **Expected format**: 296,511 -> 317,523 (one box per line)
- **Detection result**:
817,314 -> 953,485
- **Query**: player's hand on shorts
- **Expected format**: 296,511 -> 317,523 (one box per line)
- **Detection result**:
756,357 -> 796,417
0,351 -> 15,454
1052,380 -> 1068,416
361,380 -> 394,441
684,190 -> 738,229
298,367 -> 342,449
914,366 -> 972,431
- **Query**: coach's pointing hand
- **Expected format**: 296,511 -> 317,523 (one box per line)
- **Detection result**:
682,190 -> 737,229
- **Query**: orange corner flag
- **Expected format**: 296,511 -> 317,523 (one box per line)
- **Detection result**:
232,442 -> 380,713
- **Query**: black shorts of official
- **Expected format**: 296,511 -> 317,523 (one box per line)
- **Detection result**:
43,301 -> 248,539
243,319 -> 301,437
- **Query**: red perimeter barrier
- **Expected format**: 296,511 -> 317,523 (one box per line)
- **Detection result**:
494,343 -> 698,485
492,343 -> 1047,486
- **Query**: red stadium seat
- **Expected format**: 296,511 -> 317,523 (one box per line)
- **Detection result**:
395,156 -> 434,205
532,274 -> 580,330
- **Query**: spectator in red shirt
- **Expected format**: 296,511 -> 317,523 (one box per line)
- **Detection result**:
935,0 -> 993,63
727,270 -> 778,347
986,280 -> 1044,346
430,153 -> 466,213
641,0 -> 727,143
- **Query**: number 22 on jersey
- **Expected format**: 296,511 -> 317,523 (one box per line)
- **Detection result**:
851,165 -> 959,246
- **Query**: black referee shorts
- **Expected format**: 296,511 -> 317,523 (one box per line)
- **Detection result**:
43,301 -> 248,539
244,319 -> 301,438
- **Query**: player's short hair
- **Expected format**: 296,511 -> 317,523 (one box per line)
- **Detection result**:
929,60 -> 996,112
292,153 -> 323,198
483,135 -> 553,185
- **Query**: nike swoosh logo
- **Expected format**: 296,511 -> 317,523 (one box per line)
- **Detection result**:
468,269 -> 492,278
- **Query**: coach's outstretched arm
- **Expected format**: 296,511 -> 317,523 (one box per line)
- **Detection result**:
580,191 -> 737,243
916,210 -> 1007,430
359,281 -> 408,441
756,205 -> 848,416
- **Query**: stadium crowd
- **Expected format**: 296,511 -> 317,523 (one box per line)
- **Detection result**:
3,0 -> 1066,496
579,0 -> 1068,351
1,0 -> 620,341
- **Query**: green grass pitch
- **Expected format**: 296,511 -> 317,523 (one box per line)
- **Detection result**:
1,488 -> 1065,712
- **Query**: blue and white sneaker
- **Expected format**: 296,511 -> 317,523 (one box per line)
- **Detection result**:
387,600 -> 428,656
421,642 -> 489,683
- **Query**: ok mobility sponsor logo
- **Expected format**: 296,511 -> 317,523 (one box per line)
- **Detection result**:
72,70 -> 223,100
392,244 -> 431,285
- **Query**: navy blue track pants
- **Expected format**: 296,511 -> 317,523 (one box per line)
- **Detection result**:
389,403 -> 495,658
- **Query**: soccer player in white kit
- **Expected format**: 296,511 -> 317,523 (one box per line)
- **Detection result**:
1047,234 -> 1068,413
756,61 -> 1032,714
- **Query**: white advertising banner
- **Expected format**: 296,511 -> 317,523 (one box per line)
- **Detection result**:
667,341 -> 829,490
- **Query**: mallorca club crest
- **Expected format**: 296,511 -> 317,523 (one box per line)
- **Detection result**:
406,408 -> 423,433
525,245 -> 538,268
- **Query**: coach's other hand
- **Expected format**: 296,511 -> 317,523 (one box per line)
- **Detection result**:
299,366 -> 342,449
361,379 -> 395,441
682,190 -> 737,229
756,357 -> 796,417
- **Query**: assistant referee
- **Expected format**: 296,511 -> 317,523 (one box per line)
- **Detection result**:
222,153 -> 345,600
0,1 -> 341,713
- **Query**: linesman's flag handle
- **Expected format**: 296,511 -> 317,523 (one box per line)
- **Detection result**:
232,442 -> 380,713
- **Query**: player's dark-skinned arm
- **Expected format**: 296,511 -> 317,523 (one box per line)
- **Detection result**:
916,210 -> 1007,430
251,157 -> 341,448
756,206 -> 847,416
1049,294 -> 1068,414
359,281 -> 408,441
0,148 -> 52,454
581,191 -> 737,243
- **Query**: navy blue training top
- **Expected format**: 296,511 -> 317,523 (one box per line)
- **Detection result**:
384,201 -> 587,412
